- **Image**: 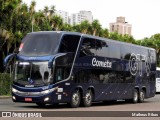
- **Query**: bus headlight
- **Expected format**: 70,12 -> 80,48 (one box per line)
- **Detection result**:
41,89 -> 50,94
41,87 -> 57,95
12,88 -> 18,93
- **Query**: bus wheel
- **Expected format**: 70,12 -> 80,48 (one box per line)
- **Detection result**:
83,90 -> 93,107
70,90 -> 81,108
132,89 -> 138,103
36,103 -> 46,107
138,90 -> 145,103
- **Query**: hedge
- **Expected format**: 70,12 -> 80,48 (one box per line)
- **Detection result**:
0,73 -> 12,95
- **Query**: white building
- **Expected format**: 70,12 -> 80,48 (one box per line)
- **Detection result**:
55,10 -> 69,24
70,11 -> 93,25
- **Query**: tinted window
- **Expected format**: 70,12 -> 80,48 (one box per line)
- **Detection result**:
54,67 -> 70,83
156,71 -> 160,78
79,38 -> 96,57
59,35 -> 80,53
108,41 -> 120,59
75,69 -> 134,84
149,50 -> 156,64
96,40 -> 109,57
120,44 -> 131,60
75,70 -> 90,83
19,33 -> 60,56
131,46 -> 140,55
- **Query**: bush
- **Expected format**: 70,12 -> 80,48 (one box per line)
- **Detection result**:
0,73 -> 12,95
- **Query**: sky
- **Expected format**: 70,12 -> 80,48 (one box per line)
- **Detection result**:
22,0 -> 160,39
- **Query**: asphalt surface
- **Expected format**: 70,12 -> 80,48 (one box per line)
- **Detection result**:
0,94 -> 160,120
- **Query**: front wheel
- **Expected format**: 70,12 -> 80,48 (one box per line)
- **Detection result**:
132,89 -> 138,103
70,90 -> 81,108
82,90 -> 93,107
138,90 -> 145,103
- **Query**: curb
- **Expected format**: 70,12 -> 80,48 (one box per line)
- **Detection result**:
0,96 -> 11,99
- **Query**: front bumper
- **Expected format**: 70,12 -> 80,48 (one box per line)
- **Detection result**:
12,92 -> 56,104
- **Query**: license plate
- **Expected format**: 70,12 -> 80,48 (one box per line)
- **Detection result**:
25,98 -> 32,102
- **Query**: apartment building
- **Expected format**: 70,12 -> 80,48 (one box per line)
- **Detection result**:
109,16 -> 132,35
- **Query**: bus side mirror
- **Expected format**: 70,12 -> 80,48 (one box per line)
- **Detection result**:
4,53 -> 17,68
48,56 -> 55,68
48,53 -> 67,68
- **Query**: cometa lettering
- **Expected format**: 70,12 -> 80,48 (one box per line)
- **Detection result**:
92,58 -> 112,68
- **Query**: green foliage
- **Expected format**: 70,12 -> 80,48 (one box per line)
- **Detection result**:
109,32 -> 120,40
79,20 -> 91,34
0,73 -> 12,95
91,19 -> 101,36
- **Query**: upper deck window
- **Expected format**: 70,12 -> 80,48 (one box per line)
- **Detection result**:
58,35 -> 80,53
19,33 -> 60,56
80,38 -> 96,57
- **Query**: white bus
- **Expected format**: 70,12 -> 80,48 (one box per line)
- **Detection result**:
156,67 -> 160,93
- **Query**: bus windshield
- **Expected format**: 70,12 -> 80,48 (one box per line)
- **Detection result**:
14,61 -> 53,87
19,32 -> 61,56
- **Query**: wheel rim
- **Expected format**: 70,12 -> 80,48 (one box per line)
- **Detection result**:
134,91 -> 138,102
141,92 -> 144,101
85,92 -> 92,104
72,92 -> 79,106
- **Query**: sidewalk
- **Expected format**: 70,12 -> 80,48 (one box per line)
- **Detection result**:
0,96 -> 11,99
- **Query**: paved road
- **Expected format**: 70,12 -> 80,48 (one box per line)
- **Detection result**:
0,94 -> 160,120
0,94 -> 160,111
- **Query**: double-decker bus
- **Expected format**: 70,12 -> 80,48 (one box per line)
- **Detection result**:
4,31 -> 156,108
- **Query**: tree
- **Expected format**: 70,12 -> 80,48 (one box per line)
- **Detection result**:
99,28 -> 109,38
48,5 -> 55,22
0,29 -> 13,50
91,19 -> 101,36
29,1 -> 36,32
121,34 -> 135,44
34,11 -> 45,30
72,24 -> 81,32
0,29 -> 14,72
79,20 -> 91,34
140,37 -> 155,48
51,15 -> 63,31
44,6 -> 49,17
150,33 -> 160,66
61,24 -> 73,31
109,32 -> 120,40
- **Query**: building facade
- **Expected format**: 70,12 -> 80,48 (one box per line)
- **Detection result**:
55,10 -> 69,24
70,11 -> 93,25
109,16 -> 132,35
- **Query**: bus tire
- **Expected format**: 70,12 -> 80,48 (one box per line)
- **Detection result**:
138,90 -> 145,103
70,90 -> 81,108
132,89 -> 138,103
82,90 -> 93,107
36,103 -> 46,107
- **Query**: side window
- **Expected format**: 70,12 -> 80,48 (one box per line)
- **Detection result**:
59,35 -> 80,53
149,50 -> 156,64
96,40 -> 109,57
120,44 -> 131,60
79,38 -> 96,57
54,67 -> 70,82
108,41 -> 120,59
75,70 -> 90,83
